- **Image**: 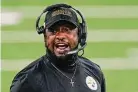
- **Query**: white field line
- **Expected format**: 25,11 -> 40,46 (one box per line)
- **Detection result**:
1,12 -> 22,26
2,57 -> 138,71
2,48 -> 138,71
1,29 -> 138,43
2,5 -> 138,18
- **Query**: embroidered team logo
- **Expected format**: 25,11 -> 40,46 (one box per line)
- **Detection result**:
86,76 -> 98,90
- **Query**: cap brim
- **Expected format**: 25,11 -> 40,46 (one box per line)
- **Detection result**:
45,19 -> 78,28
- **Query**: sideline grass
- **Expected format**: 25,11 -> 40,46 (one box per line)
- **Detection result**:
2,70 -> 138,92
2,18 -> 138,31
1,42 -> 138,59
2,0 -> 138,6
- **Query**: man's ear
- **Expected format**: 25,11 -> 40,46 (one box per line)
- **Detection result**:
43,32 -> 47,47
44,34 -> 46,42
43,30 -> 47,43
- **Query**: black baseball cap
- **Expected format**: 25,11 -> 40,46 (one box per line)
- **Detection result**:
45,7 -> 79,28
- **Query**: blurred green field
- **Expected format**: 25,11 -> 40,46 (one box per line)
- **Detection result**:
2,18 -> 138,31
2,0 -> 138,92
2,0 -> 138,6
1,42 -> 138,59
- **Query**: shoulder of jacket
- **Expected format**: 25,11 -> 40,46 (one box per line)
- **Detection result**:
78,56 -> 101,70
12,55 -> 45,82
10,55 -> 46,92
78,56 -> 104,83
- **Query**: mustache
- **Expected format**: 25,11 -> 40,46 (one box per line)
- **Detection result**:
46,33 -> 78,52
54,35 -> 76,48
47,37 -> 75,50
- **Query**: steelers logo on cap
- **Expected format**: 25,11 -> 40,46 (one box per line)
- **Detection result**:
86,76 -> 98,90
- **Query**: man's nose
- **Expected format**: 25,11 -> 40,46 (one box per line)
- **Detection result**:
55,35 -> 66,41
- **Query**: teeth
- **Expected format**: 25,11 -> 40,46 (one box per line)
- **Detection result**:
55,43 -> 68,48
58,44 -> 65,46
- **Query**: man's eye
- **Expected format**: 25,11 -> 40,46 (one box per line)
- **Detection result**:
48,29 -> 56,33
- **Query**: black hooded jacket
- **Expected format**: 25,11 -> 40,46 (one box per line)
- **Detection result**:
10,55 -> 106,92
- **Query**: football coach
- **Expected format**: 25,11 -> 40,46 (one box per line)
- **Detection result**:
10,3 -> 106,92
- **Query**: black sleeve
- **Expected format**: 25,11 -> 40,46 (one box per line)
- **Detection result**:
10,73 -> 35,92
94,63 -> 106,92
101,73 -> 106,92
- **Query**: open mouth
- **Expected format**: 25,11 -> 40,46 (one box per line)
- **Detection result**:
54,43 -> 70,56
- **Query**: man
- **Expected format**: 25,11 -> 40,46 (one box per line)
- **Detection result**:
10,4 -> 106,92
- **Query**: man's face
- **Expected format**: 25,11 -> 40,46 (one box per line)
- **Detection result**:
44,22 -> 79,57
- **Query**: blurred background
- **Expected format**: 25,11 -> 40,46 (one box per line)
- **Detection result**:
1,0 -> 138,92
